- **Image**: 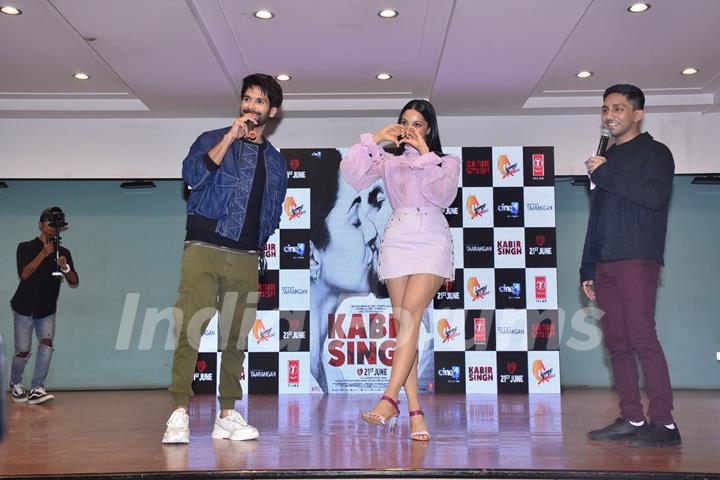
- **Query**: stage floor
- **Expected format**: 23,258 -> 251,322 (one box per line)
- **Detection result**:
0,388 -> 718,479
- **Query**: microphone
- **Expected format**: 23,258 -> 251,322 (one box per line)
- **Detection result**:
244,120 -> 257,140
588,128 -> 610,190
596,128 -> 611,157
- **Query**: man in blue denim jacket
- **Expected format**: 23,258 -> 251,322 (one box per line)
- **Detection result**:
163,74 -> 287,444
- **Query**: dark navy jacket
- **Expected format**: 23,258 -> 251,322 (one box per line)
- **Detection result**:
580,132 -> 674,281
182,127 -> 287,248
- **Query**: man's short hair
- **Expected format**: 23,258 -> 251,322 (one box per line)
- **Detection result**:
242,73 -> 283,110
603,84 -> 645,110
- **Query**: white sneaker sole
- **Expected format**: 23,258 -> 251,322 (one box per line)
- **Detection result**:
11,396 -> 28,403
162,432 -> 190,444
212,424 -> 259,441
27,395 -> 54,405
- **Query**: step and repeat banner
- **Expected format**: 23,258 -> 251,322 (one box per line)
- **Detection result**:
192,145 -> 559,395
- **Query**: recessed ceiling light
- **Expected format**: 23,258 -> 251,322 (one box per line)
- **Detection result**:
627,3 -> 650,13
378,9 -> 399,19
1,5 -> 22,15
254,10 -> 274,20
376,73 -> 392,80
73,72 -> 91,80
681,67 -> 699,75
576,71 -> 593,78
275,74 -> 291,81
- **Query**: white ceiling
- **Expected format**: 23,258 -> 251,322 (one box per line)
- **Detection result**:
1,0 -> 719,119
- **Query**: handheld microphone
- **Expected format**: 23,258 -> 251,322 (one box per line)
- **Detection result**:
244,120 -> 257,140
596,128 -> 611,157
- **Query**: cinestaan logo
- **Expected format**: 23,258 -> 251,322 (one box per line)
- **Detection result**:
264,243 -> 277,258
498,154 -> 519,178
287,359 -> 300,385
474,317 -> 487,342
468,365 -> 494,382
283,197 -> 306,220
497,240 -> 522,255
498,283 -> 521,299
283,318 -> 307,340
466,159 -> 491,175
283,242 -> 306,257
530,323 -> 556,339
437,280 -> 460,301
535,276 -> 547,302
466,244 -> 492,253
252,319 -> 275,343
500,361 -> 524,384
193,360 -> 213,382
529,235 -> 553,256
467,277 -> 489,301
532,359 -> 556,384
287,158 -> 307,180
527,202 -> 553,212
466,195 -> 489,219
258,282 -> 276,299
437,318 -> 459,343
438,365 -> 462,381
497,202 -> 520,217
532,154 -> 545,177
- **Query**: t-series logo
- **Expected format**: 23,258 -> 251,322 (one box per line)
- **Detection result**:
535,276 -> 547,301
283,243 -> 306,257
288,359 -> 300,385
497,202 -> 520,217
438,366 -> 462,381
532,154 -> 545,177
474,317 -> 487,342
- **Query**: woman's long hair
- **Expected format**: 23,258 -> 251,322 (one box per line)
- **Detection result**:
397,99 -> 444,156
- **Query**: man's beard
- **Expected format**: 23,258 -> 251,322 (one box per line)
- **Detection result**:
243,110 -> 269,126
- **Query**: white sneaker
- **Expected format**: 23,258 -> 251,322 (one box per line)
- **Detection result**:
27,387 -> 54,405
162,408 -> 190,444
211,410 -> 259,441
10,383 -> 28,403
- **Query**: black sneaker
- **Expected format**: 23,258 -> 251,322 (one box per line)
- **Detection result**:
27,387 -> 54,405
627,422 -> 682,448
587,417 -> 645,441
10,383 -> 28,403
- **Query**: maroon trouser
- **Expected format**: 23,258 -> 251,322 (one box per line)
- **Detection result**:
595,258 -> 674,425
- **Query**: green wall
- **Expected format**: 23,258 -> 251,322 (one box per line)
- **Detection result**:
1,178 -> 718,390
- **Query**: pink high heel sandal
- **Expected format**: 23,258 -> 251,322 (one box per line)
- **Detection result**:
409,410 -> 431,441
361,395 -> 400,433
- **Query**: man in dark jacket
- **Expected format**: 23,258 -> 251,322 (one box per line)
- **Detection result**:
163,74 -> 287,444
581,84 -> 679,448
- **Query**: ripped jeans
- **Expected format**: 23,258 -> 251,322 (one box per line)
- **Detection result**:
10,311 -> 55,389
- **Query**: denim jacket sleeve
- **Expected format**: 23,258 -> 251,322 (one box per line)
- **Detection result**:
182,131 -> 223,190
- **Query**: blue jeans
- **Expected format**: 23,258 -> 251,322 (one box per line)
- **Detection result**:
10,311 -> 55,389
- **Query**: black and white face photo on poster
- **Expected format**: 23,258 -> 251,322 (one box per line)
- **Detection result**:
308,148 -> 435,393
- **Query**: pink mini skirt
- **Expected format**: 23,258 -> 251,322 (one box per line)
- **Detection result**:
378,207 -> 454,282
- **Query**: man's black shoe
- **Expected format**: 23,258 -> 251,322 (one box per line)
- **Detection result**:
627,422 -> 682,448
587,417 -> 645,441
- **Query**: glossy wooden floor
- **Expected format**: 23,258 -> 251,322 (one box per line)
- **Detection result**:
0,389 -> 718,480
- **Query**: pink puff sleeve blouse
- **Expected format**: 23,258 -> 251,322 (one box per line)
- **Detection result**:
340,133 -> 460,209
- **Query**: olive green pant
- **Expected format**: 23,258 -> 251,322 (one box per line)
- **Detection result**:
169,243 -> 258,410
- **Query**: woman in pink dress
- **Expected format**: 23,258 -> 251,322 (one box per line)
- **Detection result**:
340,99 -> 460,441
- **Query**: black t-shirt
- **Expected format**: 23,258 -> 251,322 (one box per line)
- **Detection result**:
185,140 -> 267,250
10,238 -> 76,318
